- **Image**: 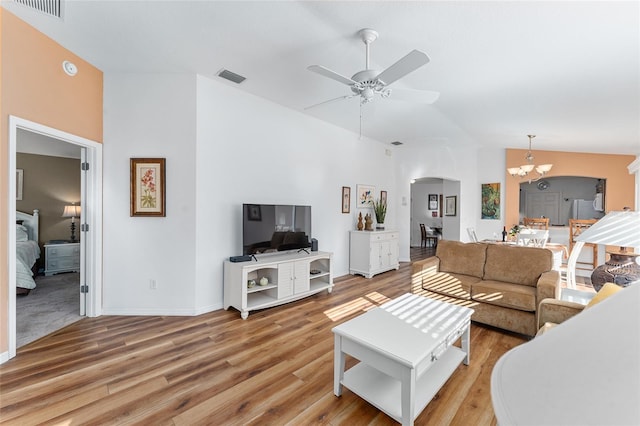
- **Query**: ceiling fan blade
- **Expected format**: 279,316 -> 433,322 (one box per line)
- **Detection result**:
304,94 -> 356,110
375,49 -> 430,86
307,65 -> 357,86
390,87 -> 440,104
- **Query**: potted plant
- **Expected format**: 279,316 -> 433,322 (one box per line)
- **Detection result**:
373,198 -> 387,230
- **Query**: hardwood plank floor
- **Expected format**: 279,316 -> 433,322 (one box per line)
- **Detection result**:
1,249 -> 526,425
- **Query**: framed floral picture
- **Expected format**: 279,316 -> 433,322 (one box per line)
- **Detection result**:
16,169 -> 23,201
342,186 -> 351,214
130,158 -> 166,217
356,184 -> 375,208
380,190 -> 387,205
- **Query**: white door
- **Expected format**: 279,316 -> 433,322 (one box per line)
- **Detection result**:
526,192 -> 560,225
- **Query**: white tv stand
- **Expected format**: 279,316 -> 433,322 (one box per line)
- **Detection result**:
223,251 -> 333,319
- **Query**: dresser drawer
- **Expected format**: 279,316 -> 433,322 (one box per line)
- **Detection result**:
46,257 -> 80,270
47,244 -> 80,258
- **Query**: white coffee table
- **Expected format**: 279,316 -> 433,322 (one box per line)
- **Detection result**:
332,293 -> 474,426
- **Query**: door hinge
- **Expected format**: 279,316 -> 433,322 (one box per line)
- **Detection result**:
81,223 -> 89,232
81,285 -> 89,293
81,162 -> 90,171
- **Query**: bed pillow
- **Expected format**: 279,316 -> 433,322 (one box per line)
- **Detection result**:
16,225 -> 29,242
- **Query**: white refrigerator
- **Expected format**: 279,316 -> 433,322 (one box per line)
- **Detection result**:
572,199 -> 604,220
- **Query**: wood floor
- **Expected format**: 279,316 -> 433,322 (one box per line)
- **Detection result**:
0,248 -> 526,425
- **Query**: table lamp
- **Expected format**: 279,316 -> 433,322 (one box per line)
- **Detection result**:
62,204 -> 81,242
575,210 -> 640,291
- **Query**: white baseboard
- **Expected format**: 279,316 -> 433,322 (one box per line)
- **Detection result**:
101,303 -> 224,317
0,351 -> 10,365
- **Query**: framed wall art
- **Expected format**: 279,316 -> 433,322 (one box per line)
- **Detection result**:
16,169 -> 23,201
342,186 -> 351,214
428,193 -> 438,210
380,190 -> 387,205
481,183 -> 500,220
130,158 -> 166,217
356,184 -> 375,208
445,195 -> 457,216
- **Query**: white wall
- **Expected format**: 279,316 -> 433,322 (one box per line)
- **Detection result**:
194,75 -> 396,312
101,74 -> 396,315
103,73 -> 198,315
475,148 -> 508,241
394,140 -> 480,261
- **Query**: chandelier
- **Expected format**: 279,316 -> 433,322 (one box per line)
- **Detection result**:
507,135 -> 553,182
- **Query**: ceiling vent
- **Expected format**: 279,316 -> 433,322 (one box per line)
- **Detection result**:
391,141 -> 403,146
12,0 -> 63,18
217,69 -> 246,84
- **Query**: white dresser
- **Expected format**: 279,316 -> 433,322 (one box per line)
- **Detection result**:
349,230 -> 399,278
44,242 -> 80,276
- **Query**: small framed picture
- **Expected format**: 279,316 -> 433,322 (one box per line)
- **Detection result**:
130,158 -> 166,217
445,195 -> 457,216
342,186 -> 351,214
247,204 -> 262,221
380,190 -> 387,205
428,194 -> 438,210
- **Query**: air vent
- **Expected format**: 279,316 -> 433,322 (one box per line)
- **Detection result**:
12,0 -> 63,18
391,141 -> 403,146
217,69 -> 246,84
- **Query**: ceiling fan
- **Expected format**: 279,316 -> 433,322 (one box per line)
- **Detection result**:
306,28 -> 440,110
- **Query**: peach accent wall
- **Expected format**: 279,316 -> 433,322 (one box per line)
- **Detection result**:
0,10 -> 103,353
505,149 -> 636,228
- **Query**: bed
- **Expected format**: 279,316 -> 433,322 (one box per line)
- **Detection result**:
16,209 -> 40,295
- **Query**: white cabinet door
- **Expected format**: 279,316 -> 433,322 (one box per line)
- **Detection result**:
293,261 -> 310,294
278,263 -> 294,298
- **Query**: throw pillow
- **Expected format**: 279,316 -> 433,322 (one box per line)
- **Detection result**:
16,225 -> 29,242
584,283 -> 622,310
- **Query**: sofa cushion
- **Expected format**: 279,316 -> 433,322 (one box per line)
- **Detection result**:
436,240 -> 487,279
471,280 -> 537,312
483,244 -> 552,287
421,272 -> 478,299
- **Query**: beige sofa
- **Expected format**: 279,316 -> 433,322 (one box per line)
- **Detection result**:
411,240 -> 560,336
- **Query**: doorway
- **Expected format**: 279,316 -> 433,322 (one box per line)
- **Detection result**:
7,116 -> 103,360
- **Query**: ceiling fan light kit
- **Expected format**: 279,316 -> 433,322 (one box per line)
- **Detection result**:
508,135 -> 553,183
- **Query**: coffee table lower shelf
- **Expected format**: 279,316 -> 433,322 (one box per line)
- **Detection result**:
341,346 -> 466,423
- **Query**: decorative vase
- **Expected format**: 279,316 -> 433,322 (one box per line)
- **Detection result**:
357,212 -> 364,231
247,279 -> 256,288
259,277 -> 269,286
364,213 -> 373,231
591,251 -> 640,291
376,222 -> 385,230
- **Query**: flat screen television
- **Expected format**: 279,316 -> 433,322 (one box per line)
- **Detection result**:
243,204 -> 311,255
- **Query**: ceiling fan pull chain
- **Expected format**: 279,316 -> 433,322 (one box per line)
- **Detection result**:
359,102 -> 363,139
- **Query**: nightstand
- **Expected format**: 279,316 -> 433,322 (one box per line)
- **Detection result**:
44,242 -> 80,276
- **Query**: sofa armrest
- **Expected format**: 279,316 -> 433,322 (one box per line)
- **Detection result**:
411,256 -> 440,294
537,298 -> 585,329
536,270 -> 561,305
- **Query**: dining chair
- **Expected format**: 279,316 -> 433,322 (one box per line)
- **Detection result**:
420,223 -> 438,248
517,229 -> 549,248
569,219 -> 598,270
523,217 -> 550,230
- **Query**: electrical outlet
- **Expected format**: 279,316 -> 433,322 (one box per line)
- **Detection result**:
150,279 -> 157,290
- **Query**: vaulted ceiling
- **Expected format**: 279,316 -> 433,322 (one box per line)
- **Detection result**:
4,1 -> 639,154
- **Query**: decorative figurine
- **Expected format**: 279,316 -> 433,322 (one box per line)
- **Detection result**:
357,212 -> 364,230
259,277 -> 269,286
364,213 -> 373,231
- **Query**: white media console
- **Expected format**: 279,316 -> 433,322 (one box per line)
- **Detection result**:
223,251 -> 333,319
